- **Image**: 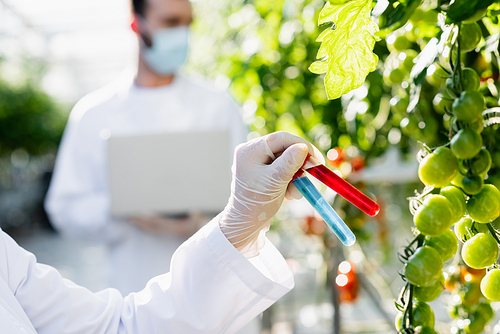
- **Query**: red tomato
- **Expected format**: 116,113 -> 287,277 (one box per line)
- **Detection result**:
351,156 -> 365,171
327,147 -> 344,167
336,261 -> 359,302
300,216 -> 326,236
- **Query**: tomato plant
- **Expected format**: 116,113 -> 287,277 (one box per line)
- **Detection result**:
418,147 -> 458,187
458,22 -> 482,52
454,217 -> 488,242
461,233 -> 499,269
414,273 -> 445,302
480,269 -> 500,301
423,230 -> 458,262
451,128 -> 483,160
413,195 -> 455,236
467,184 -> 500,223
405,246 -> 443,287
440,186 -> 467,221
452,90 -> 484,122
412,301 -> 435,328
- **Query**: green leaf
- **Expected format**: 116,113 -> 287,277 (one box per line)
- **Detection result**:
309,0 -> 380,100
378,0 -> 423,35
445,0 -> 495,23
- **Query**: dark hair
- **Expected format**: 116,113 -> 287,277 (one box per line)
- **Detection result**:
131,0 -> 146,16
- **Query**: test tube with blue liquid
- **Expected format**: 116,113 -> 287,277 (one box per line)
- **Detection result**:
292,174 -> 356,246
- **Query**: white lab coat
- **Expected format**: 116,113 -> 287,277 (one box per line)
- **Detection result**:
45,72 -> 248,295
0,218 -> 294,333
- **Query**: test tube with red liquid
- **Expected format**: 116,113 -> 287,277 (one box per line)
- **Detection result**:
302,154 -> 380,217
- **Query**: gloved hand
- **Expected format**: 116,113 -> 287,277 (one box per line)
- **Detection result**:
219,131 -> 324,257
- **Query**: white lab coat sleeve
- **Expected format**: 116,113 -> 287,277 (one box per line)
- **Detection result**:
44,104 -> 126,243
2,217 -> 294,334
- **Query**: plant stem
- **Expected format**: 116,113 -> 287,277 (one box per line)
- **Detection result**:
456,23 -> 463,92
487,223 -> 500,245
402,283 -> 415,329
407,233 -> 425,249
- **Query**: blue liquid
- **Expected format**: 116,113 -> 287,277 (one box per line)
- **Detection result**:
292,176 -> 356,246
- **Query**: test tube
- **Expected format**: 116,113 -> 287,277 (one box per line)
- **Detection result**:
292,175 -> 356,246
302,154 -> 380,216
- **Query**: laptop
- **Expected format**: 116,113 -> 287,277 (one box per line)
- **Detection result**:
108,130 -> 232,217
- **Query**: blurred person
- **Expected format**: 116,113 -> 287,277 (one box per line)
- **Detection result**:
46,0 -> 247,299
2,132 -> 323,333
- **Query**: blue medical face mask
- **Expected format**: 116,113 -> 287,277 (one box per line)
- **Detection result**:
141,26 -> 190,76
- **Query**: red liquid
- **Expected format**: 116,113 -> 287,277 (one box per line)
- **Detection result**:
305,165 -> 380,216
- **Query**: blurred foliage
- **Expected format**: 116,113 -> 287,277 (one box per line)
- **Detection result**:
190,0 -> 499,163
0,69 -> 65,157
189,0 -> 438,164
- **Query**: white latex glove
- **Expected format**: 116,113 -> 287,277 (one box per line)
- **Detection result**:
219,131 -> 325,257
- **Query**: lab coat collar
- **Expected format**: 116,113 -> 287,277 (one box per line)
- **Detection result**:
129,74 -> 184,97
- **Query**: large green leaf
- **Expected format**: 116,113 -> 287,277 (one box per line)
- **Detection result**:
309,0 -> 379,100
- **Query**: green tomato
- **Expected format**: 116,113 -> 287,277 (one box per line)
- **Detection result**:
461,68 -> 481,91
452,90 -> 485,122
390,35 -> 411,52
461,233 -> 499,269
464,8 -> 487,23
412,301 -> 435,328
451,128 -> 483,160
467,184 -> 500,223
414,195 -> 455,236
414,273 -> 445,302
440,185 -> 467,222
390,96 -> 409,114
417,118 -> 439,142
400,116 -> 419,135
462,174 -> 484,196
424,230 -> 458,262
481,269 -> 500,301
419,327 -> 439,334
461,282 -> 482,306
454,217 -> 489,242
405,246 -> 443,287
493,152 -> 500,168
486,96 -> 500,108
475,302 -> 494,322
427,64 -> 448,86
394,312 -> 403,331
389,67 -> 406,84
421,9 -> 438,24
467,118 -> 484,133
402,50 -> 418,70
469,149 -> 492,175
433,93 -> 453,114
465,311 -> 486,334
418,147 -> 458,188
459,23 -> 482,52
409,8 -> 425,23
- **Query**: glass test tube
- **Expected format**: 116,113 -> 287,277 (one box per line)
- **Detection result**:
292,176 -> 356,246
302,154 -> 380,216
